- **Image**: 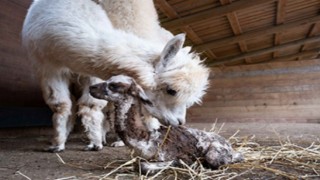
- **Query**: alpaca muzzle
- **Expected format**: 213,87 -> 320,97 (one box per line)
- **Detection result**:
89,83 -> 108,100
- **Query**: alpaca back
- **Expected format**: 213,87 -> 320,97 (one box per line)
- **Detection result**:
100,0 -> 173,43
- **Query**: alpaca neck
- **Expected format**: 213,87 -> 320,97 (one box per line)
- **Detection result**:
114,98 -> 135,132
96,30 -> 161,88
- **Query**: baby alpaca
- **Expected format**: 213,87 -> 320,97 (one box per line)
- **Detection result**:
89,75 -> 243,173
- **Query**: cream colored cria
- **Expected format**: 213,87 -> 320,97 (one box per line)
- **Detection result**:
22,0 -> 209,152
89,75 -> 242,174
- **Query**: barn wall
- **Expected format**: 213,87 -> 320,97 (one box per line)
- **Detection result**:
188,59 -> 320,123
0,0 -> 43,107
0,0 -> 51,128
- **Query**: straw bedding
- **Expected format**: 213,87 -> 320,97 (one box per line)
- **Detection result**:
55,125 -> 320,180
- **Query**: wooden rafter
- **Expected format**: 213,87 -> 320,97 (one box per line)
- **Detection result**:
155,0 -> 217,59
208,35 -> 320,66
273,0 -> 287,58
161,0 -> 277,30
260,49 -> 320,64
219,0 -> 251,63
299,23 -> 320,60
195,15 -> 320,51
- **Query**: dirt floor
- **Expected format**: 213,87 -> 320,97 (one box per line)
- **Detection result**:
0,122 -> 319,180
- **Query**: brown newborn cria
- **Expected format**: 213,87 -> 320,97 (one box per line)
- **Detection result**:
90,75 -> 243,174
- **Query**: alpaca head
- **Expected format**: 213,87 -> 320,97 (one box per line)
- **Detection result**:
91,34 -> 210,126
144,34 -> 210,125
89,75 -> 152,106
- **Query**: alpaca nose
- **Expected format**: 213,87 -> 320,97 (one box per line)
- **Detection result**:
89,85 -> 99,94
178,118 -> 185,125
89,84 -> 107,98
163,117 -> 185,126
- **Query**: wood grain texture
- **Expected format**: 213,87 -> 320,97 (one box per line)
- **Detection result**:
0,0 -> 43,107
188,60 -> 320,123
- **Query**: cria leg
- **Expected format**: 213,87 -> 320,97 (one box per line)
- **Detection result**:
41,70 -> 74,152
110,139 -> 125,147
135,161 -> 174,175
78,76 -> 108,151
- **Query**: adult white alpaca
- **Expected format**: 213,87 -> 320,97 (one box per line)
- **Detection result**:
22,0 -> 210,152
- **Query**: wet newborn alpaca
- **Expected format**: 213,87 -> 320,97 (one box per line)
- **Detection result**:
90,75 -> 243,173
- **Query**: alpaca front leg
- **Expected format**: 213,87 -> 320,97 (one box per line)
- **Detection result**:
48,105 -> 73,152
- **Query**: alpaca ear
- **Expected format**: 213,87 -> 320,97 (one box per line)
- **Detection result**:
130,79 -> 153,106
156,33 -> 185,72
183,46 -> 192,53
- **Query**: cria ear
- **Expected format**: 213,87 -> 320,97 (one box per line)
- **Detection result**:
156,33 -> 186,72
129,79 -> 153,106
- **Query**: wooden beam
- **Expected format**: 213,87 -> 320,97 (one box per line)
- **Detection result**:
273,0 -> 287,58
161,0 -> 277,30
156,0 -> 217,59
276,0 -> 286,24
300,23 -> 319,53
220,0 -> 251,63
195,15 -> 320,51
260,49 -> 320,64
208,35 -> 320,66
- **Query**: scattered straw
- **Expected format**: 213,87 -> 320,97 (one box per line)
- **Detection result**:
54,127 -> 320,180
16,171 -> 31,180
56,153 -> 66,164
55,176 -> 77,180
99,157 -> 137,179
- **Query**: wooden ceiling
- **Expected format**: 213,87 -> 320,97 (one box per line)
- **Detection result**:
155,0 -> 320,67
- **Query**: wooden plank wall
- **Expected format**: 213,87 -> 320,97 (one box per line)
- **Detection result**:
188,59 -> 320,123
0,0 -> 44,106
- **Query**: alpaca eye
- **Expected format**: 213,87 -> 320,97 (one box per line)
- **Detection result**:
108,83 -> 118,92
166,87 -> 177,96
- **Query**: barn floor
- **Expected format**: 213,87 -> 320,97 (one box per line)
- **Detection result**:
0,122 -> 319,180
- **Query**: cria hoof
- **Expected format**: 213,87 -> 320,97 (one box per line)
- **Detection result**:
111,140 -> 125,147
44,146 -> 64,153
83,145 -> 102,151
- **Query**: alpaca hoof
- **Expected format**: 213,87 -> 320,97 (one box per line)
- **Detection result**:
84,144 -> 103,151
111,140 -> 125,147
44,146 -> 64,153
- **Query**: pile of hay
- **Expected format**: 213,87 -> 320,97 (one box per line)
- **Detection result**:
57,125 -> 320,179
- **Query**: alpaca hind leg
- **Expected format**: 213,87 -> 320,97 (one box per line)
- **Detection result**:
66,95 -> 77,137
41,71 -> 73,152
78,76 -> 107,151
